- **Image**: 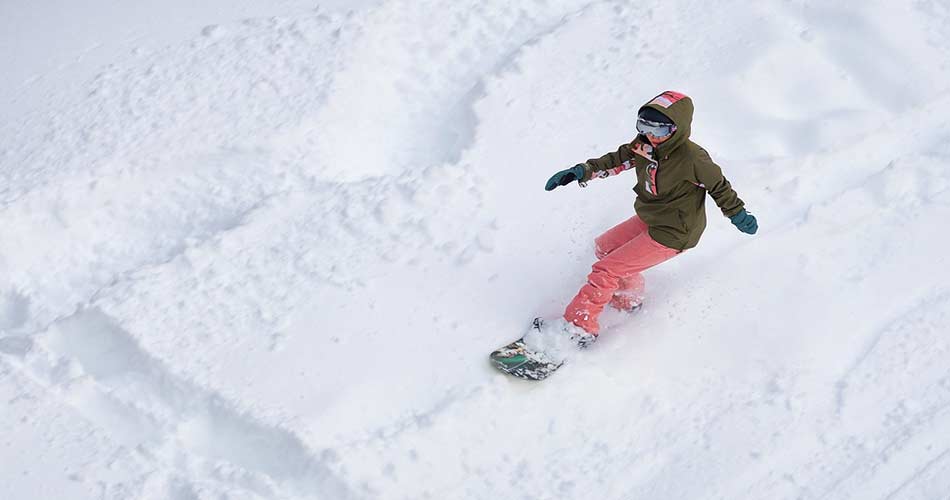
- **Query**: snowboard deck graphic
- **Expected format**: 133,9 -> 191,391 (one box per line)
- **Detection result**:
488,336 -> 563,381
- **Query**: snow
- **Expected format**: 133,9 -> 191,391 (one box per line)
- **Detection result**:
522,317 -> 588,364
2,0 -> 950,499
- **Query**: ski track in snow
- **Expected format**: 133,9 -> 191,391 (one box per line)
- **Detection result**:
8,308 -> 354,499
3,0 -> 950,498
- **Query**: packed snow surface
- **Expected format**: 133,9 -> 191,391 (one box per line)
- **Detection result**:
3,0 -> 950,499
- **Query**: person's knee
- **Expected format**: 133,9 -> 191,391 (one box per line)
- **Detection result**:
588,264 -> 623,288
593,234 -> 609,258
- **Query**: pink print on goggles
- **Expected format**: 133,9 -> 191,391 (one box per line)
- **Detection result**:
636,117 -> 675,138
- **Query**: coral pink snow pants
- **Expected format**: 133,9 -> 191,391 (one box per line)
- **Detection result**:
564,216 -> 681,334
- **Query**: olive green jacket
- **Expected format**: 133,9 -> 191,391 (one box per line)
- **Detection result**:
580,92 -> 745,250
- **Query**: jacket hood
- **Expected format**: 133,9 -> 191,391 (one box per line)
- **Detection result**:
638,91 -> 693,156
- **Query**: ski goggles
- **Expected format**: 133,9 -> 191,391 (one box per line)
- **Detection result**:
636,117 -> 676,138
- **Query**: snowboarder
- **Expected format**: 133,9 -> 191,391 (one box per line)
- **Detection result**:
542,90 -> 758,346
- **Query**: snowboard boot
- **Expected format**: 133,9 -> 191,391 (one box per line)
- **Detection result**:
609,291 -> 644,313
525,317 -> 597,359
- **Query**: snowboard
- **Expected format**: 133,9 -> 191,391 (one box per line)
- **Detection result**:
488,318 -> 565,381
488,336 -> 564,381
489,305 -> 642,380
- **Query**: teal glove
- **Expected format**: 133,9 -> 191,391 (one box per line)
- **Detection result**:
545,164 -> 586,191
730,209 -> 758,234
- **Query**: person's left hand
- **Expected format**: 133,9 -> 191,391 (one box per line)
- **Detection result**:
730,209 -> 758,234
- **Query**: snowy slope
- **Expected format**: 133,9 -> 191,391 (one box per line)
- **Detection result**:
3,1 -> 950,499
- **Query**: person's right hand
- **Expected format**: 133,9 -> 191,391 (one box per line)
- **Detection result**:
545,164 -> 586,191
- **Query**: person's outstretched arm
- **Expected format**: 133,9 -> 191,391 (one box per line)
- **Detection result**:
545,142 -> 637,191
580,142 -> 637,183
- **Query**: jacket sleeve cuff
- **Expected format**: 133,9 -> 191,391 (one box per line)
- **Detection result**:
579,163 -> 594,183
723,205 -> 745,218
